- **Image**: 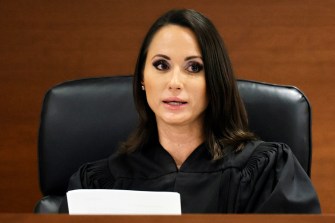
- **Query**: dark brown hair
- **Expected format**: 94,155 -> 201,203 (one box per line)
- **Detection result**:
120,9 -> 256,159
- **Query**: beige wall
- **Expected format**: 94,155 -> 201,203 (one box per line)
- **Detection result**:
0,0 -> 334,213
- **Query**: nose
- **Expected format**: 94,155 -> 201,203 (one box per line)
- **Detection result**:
168,67 -> 183,90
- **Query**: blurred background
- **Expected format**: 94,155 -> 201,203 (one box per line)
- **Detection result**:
0,0 -> 334,213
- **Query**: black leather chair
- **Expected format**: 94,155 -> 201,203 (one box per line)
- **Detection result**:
34,75 -> 312,213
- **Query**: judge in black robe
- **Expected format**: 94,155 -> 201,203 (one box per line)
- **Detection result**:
60,140 -> 320,213
60,9 -> 320,214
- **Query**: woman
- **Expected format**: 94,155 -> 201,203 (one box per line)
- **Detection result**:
61,9 -> 320,213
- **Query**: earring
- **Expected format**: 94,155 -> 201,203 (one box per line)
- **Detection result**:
141,85 -> 145,91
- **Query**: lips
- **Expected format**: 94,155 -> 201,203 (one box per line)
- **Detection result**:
163,101 -> 187,105
162,97 -> 187,107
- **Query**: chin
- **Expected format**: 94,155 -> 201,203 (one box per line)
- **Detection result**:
161,117 -> 191,126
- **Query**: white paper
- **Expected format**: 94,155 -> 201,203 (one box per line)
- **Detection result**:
67,189 -> 181,215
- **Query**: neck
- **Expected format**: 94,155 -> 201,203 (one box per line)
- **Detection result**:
157,121 -> 205,168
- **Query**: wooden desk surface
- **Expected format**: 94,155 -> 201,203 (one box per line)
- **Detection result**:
1,214 -> 334,223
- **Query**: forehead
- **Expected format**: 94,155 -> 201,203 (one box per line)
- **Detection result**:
147,25 -> 202,57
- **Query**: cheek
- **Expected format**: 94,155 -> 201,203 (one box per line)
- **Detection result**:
194,80 -> 207,105
144,75 -> 158,96
145,84 -> 155,103
197,89 -> 208,113
143,78 -> 160,110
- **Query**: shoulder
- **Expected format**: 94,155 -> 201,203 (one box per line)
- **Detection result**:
68,158 -> 115,189
229,141 -> 320,213
226,140 -> 306,187
227,140 -> 293,174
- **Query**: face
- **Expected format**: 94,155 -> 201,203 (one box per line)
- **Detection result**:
143,25 -> 208,128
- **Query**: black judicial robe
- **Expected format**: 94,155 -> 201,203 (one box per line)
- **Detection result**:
61,141 -> 321,213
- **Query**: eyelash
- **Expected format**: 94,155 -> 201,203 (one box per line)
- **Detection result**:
186,61 -> 204,73
153,60 -> 170,71
152,60 -> 204,73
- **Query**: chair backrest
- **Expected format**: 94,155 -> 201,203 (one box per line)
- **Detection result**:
35,75 -> 312,212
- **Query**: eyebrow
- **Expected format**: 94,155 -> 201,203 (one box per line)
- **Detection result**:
152,54 -> 170,60
185,56 -> 202,61
151,54 -> 203,61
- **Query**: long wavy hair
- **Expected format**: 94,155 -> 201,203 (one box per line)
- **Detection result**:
120,9 -> 256,159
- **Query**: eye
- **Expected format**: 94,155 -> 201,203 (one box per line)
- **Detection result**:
186,61 -> 204,73
153,60 -> 170,71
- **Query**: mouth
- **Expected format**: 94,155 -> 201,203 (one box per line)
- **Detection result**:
163,101 -> 187,106
162,97 -> 188,108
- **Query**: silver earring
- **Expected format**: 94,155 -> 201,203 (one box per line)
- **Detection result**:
141,85 -> 145,91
